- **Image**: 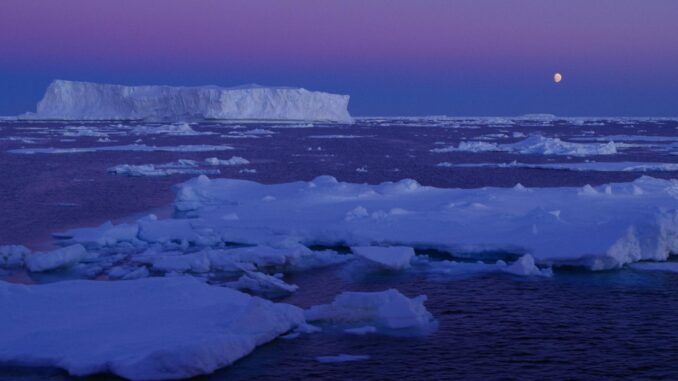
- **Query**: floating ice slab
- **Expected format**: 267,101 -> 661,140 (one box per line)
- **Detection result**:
109,161 -> 221,177
437,161 -> 678,172
413,255 -> 552,278
432,135 -> 618,156
167,175 -> 678,270
25,244 -> 89,272
204,156 -> 250,166
227,271 -> 299,297
351,246 -> 415,270
0,277 -> 304,380
23,80 -> 352,123
305,289 -> 434,331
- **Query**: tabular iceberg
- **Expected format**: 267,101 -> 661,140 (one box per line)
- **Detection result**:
23,80 -> 353,122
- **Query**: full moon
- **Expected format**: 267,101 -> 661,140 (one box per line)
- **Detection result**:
554,72 -> 563,83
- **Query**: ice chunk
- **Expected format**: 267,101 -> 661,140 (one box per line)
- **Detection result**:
305,289 -> 435,331
23,80 -> 352,123
204,156 -> 250,166
130,123 -> 210,136
432,135 -> 618,156
109,163 -> 220,177
506,135 -> 618,156
502,254 -> 552,277
25,244 -> 89,272
438,161 -> 678,172
351,246 -> 415,270
54,221 -> 139,246
227,271 -> 299,297
0,277 -> 304,380
0,245 -> 30,268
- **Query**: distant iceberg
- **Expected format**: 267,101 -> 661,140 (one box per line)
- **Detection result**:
21,80 -> 353,123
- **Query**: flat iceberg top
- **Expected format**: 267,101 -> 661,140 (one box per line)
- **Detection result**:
0,277 -> 304,380
23,80 -> 352,123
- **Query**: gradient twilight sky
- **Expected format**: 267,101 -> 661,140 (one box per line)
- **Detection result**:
1,0 -> 677,116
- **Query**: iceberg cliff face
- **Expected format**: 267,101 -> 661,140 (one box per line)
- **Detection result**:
27,80 -> 352,122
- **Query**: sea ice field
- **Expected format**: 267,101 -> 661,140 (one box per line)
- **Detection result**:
1,116 -> 678,380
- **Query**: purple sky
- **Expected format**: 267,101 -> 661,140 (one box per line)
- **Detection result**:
1,0 -> 677,116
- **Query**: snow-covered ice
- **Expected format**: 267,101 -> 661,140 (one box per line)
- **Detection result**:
351,246 -> 415,270
23,80 -> 352,123
24,244 -> 90,272
109,160 -> 221,177
432,135 -> 618,156
305,289 -> 435,332
160,175 -> 678,270
204,156 -> 250,166
0,277 -> 304,380
437,161 -> 678,172
227,271 -> 299,297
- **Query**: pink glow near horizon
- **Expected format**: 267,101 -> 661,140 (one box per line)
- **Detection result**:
1,0 -> 676,71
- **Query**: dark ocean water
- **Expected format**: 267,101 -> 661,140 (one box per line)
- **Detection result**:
0,118 -> 677,380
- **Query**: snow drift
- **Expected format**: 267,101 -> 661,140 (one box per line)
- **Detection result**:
24,80 -> 353,122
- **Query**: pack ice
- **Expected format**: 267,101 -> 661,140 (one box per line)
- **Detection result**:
0,277 -> 304,380
33,175 -> 678,272
22,80 -> 353,123
161,175 -> 677,270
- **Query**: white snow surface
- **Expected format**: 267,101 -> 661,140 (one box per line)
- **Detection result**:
305,289 -> 434,331
24,80 -> 352,123
165,175 -> 678,270
0,277 -> 304,380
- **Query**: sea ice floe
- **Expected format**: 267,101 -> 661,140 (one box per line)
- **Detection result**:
0,277 -> 304,380
436,161 -> 678,172
24,244 -> 91,272
432,135 -> 618,156
130,123 -> 212,136
226,270 -> 299,297
413,254 -> 552,278
109,161 -> 220,177
351,246 -> 415,270
204,156 -> 250,166
14,175 -> 678,278
305,289 -> 435,332
308,135 -> 373,139
164,175 -> 677,270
